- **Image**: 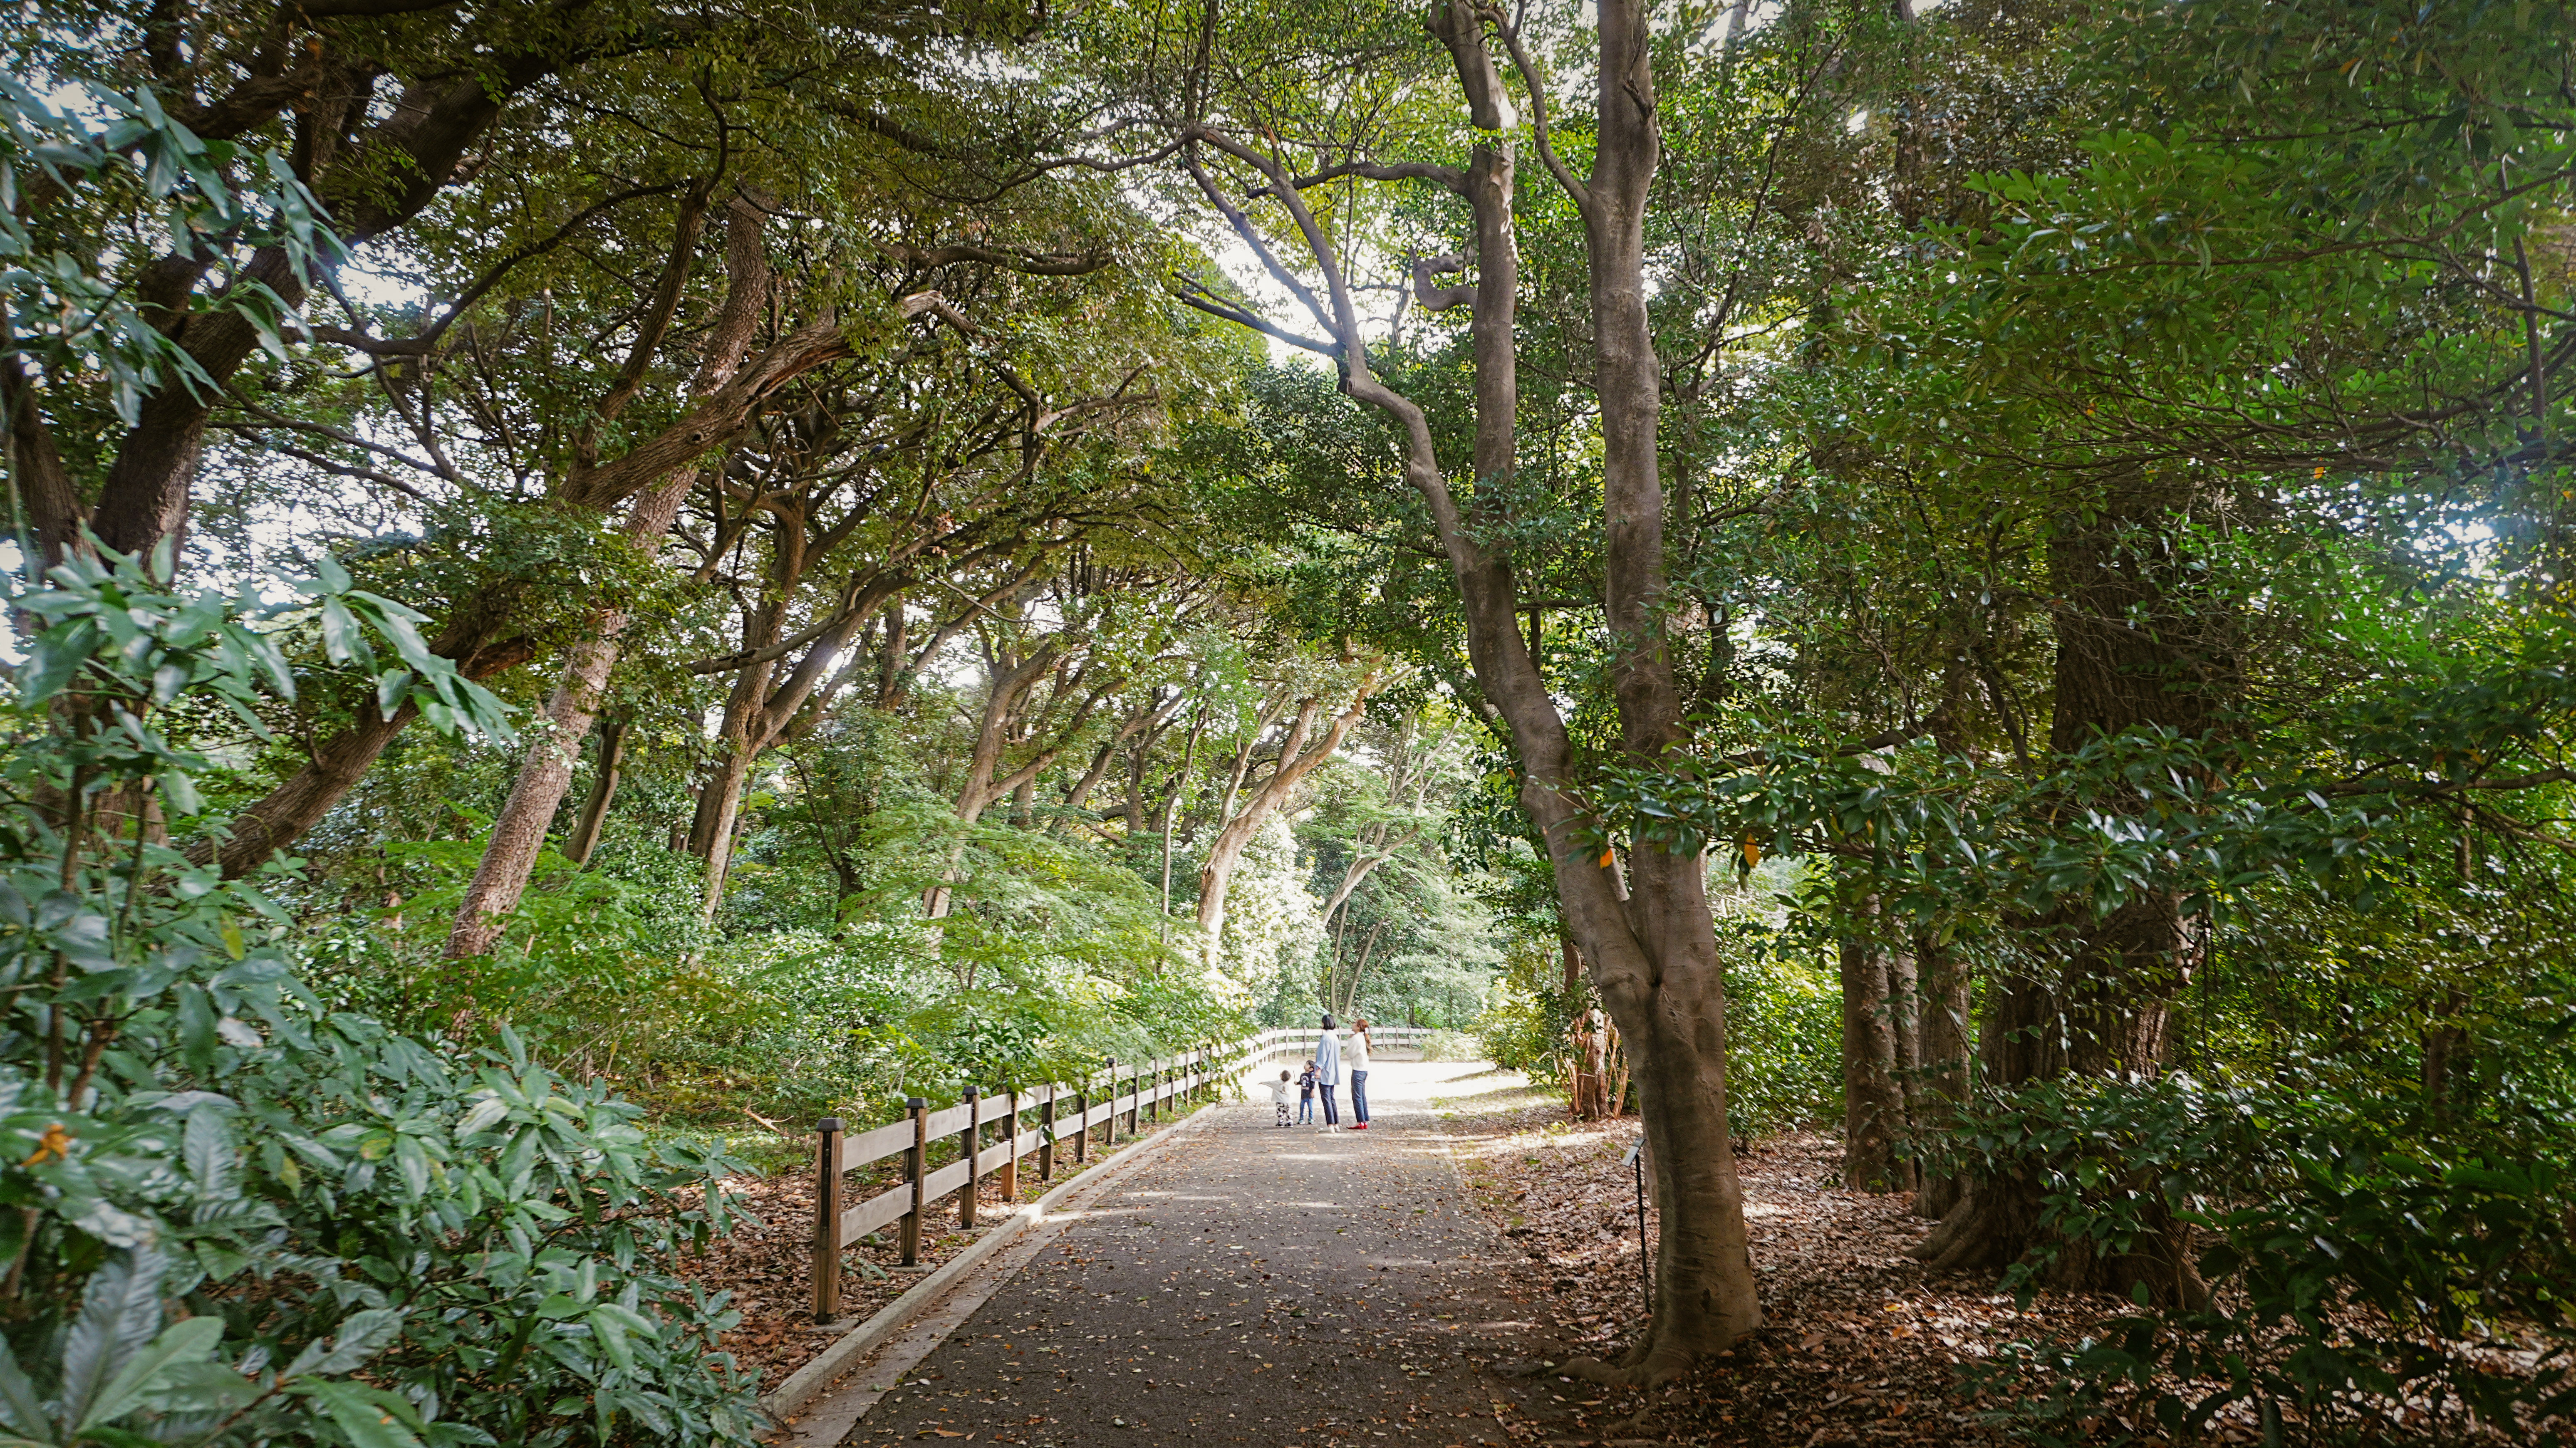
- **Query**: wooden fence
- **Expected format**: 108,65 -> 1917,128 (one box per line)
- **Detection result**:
808,1026 -> 1434,1321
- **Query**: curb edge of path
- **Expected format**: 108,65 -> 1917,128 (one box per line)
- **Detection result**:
760,1094 -> 1233,1436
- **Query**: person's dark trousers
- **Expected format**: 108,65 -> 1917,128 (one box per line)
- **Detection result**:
1350,1069 -> 1370,1124
1319,1084 -> 1340,1124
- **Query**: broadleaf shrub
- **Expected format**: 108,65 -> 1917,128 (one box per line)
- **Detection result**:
1940,1070 -> 2576,1445
0,547 -> 762,1448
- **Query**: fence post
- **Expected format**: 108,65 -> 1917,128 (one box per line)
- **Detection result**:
999,1088 -> 1020,1203
1042,1082 -> 1058,1183
1148,1057 -> 1160,1127
902,1097 -> 927,1267
813,1116 -> 843,1324
1123,1060 -> 1138,1136
1076,1069 -> 1092,1163
958,1087 -> 982,1228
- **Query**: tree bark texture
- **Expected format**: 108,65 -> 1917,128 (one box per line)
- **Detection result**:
1911,929 -> 1974,1219
1840,921 -> 1915,1194
1556,0 -> 1766,1375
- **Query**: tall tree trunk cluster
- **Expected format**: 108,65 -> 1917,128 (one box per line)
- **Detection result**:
1836,913 -> 1976,1208
1175,0 -> 1763,1379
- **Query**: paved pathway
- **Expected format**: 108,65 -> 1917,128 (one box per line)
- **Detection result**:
847,1058 -> 1551,1447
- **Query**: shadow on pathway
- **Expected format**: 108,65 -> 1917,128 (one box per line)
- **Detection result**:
849,1058 -> 1558,1447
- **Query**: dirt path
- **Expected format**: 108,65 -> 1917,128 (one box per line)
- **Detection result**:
847,1058 -> 1558,1447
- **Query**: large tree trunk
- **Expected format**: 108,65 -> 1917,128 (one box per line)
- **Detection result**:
1910,896 -> 2201,1299
1911,929 -> 1973,1219
1171,0 -> 1760,1379
1559,0 -> 1765,1376
444,195 -> 771,956
1911,473 -> 2223,1301
1839,909 -> 1915,1193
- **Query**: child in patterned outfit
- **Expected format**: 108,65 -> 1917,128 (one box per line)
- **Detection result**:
1268,1070 -> 1294,1126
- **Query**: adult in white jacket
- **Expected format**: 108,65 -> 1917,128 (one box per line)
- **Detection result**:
1313,1015 -> 1342,1127
1346,1019 -> 1373,1129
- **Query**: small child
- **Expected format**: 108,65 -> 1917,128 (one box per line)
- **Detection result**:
1268,1069 -> 1293,1126
1295,1059 -> 1319,1125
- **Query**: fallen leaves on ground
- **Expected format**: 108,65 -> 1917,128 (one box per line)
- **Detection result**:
1429,1079 -> 2106,1447
1434,1080 -> 2544,1446
674,1163 -> 1042,1392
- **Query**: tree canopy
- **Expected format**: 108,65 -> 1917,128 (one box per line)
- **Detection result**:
5,0 -> 2574,1440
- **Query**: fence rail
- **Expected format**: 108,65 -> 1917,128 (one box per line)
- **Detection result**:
808,1026 -> 1435,1321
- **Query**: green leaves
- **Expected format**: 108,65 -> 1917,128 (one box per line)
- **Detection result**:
1948,1072 -> 2576,1444
0,553 -> 751,1448
295,1380 -> 428,1448
9,540 -> 515,793
0,75 -> 342,427
77,1317 -> 224,1435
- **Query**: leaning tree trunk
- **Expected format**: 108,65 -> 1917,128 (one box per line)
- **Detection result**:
441,472 -> 696,956
1912,471 -> 2224,1302
689,662 -> 778,915
201,296 -> 862,879
202,614 -> 540,878
562,715 -> 626,866
1194,685 -> 1377,948
444,196 -> 772,956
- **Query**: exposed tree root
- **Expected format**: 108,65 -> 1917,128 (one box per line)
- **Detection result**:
1908,1184 -> 2211,1308
1555,1318 -> 1746,1387
1556,1344 -> 1695,1388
